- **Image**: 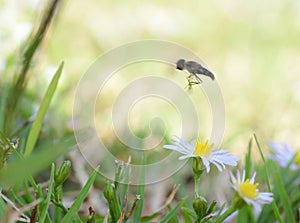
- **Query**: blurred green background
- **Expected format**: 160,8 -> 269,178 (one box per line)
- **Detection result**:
1,0 -> 300,159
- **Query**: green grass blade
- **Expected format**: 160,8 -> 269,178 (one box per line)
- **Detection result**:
3,0 -> 62,135
61,167 -> 99,223
167,204 -> 180,223
181,205 -> 194,223
141,212 -> 161,222
245,137 -> 252,179
24,62 -> 64,157
271,162 -> 296,223
0,130 -> 40,191
120,162 -> 131,208
0,194 -> 7,219
133,152 -> 146,222
0,138 -> 70,187
39,163 -> 55,222
0,86 -> 8,130
181,207 -> 197,219
160,197 -> 187,223
286,171 -> 300,193
182,211 -> 192,223
253,134 -> 283,223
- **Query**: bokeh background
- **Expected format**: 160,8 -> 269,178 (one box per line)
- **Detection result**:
1,0 -> 300,214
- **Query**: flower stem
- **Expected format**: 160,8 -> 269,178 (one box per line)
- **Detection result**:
194,173 -> 200,197
192,157 -> 203,197
215,205 -> 236,223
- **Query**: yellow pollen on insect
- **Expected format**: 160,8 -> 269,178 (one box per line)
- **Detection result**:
239,179 -> 259,199
295,152 -> 300,166
193,139 -> 213,157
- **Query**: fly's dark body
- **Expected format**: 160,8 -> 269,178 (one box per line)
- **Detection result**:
176,59 -> 215,89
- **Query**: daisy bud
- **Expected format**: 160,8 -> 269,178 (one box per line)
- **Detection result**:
55,160 -> 71,186
104,181 -> 121,222
193,196 -> 208,219
192,157 -> 204,176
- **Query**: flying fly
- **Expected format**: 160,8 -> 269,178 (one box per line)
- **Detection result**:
176,59 -> 215,89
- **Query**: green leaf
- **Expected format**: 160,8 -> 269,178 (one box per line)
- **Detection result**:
119,160 -> 131,208
167,204 -> 180,223
104,181 -> 121,222
140,212 -> 161,222
182,208 -> 192,223
120,168 -> 130,208
39,163 -> 55,222
271,162 -> 296,223
254,134 -> 283,223
245,137 -> 252,179
0,138 -> 70,187
61,167 -> 99,223
160,197 -> 187,223
0,85 -> 8,130
24,62 -> 64,157
181,207 -> 197,219
0,194 -> 7,220
133,152 -> 146,222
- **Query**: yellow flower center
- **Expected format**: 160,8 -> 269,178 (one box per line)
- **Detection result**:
295,152 -> 300,166
239,179 -> 259,199
193,139 -> 213,157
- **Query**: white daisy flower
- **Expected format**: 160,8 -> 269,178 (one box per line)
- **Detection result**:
268,142 -> 300,170
230,170 -> 273,213
163,136 -> 239,173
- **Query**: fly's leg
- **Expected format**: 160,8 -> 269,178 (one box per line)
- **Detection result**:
185,75 -> 201,90
193,74 -> 203,84
186,75 -> 193,83
184,75 -> 192,90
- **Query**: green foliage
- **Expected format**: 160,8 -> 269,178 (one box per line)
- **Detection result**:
0,139 -> 70,188
39,163 -> 55,222
61,167 -> 99,223
3,0 -> 62,135
104,181 -> 121,222
133,152 -> 146,222
254,134 -> 283,223
271,162 -> 296,223
24,62 -> 64,157
160,198 -> 187,223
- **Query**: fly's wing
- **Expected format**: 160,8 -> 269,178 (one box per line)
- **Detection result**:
185,61 -> 200,74
186,61 -> 215,80
199,66 -> 215,80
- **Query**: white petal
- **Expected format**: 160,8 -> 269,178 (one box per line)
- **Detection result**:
201,157 -> 211,172
251,201 -> 262,216
174,138 -> 194,154
229,171 -> 236,183
210,160 -> 224,172
237,170 -> 241,183
211,154 -> 239,166
241,170 -> 246,182
268,142 -> 295,169
179,154 -> 194,160
163,144 -> 191,157
174,136 -> 192,149
257,192 -> 273,203
249,172 -> 256,184
163,145 -> 179,150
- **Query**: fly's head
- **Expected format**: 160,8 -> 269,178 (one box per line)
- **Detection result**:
176,59 -> 185,70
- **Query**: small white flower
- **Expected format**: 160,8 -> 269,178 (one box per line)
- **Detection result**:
230,170 -> 273,213
268,142 -> 300,170
163,136 -> 239,173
